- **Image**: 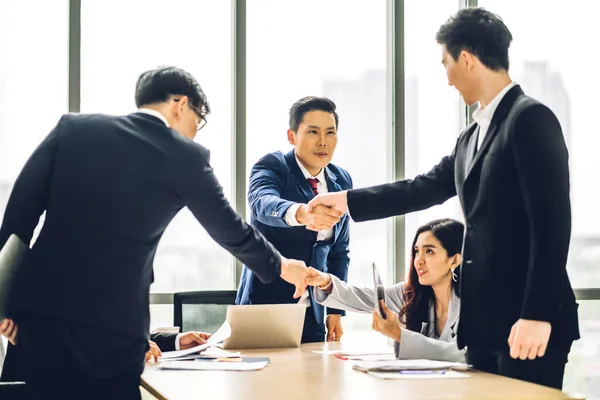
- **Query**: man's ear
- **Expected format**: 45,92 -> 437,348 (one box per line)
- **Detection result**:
460,50 -> 476,73
287,129 -> 296,145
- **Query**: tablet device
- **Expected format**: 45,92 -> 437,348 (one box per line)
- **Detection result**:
372,263 -> 387,319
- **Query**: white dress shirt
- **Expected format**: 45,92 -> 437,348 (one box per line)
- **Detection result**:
472,81 -> 517,150
138,108 -> 170,127
284,155 -> 333,241
175,333 -> 183,350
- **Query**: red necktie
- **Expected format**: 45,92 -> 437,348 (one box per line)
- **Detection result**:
307,178 -> 319,196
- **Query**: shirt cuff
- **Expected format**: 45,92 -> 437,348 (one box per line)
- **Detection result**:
284,203 -> 304,226
175,333 -> 184,351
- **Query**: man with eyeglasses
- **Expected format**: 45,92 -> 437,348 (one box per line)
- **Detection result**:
0,65 -> 309,399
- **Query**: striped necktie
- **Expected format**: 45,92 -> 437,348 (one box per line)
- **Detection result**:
307,178 -> 319,196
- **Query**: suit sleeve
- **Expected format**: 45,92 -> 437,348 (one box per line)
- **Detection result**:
314,275 -> 406,315
0,115 -> 63,249
347,153 -> 457,222
512,104 -> 571,322
182,149 -> 282,284
395,329 -> 466,362
324,173 -> 352,316
324,214 -> 350,316
247,154 -> 298,228
150,332 -> 178,352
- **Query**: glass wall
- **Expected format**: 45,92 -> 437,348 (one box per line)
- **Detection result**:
81,0 -> 235,293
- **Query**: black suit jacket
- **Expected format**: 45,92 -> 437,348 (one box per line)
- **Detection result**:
0,112 -> 281,345
347,85 -> 580,350
150,332 -> 178,352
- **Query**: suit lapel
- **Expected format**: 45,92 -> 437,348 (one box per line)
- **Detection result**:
464,85 -> 524,183
284,150 -> 315,202
465,126 -> 480,177
447,292 -> 461,339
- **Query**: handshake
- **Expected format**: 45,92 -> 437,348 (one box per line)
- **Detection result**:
279,191 -> 350,297
279,261 -> 335,299
298,191 -> 349,232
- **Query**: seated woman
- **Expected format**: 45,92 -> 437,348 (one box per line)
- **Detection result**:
305,218 -> 465,362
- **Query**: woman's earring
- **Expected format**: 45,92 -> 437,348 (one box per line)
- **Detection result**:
451,269 -> 458,282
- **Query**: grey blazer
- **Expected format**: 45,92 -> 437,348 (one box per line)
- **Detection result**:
314,275 -> 465,362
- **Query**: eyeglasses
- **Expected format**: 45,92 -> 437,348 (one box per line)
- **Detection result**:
173,98 -> 208,132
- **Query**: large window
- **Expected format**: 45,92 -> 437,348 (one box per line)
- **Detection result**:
81,0 -> 235,295
247,0 -> 390,333
404,0 -> 463,271
563,300 -> 600,398
0,1 -> 69,226
1,7 -> 597,391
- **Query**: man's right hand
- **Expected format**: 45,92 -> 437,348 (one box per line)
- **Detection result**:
307,191 -> 349,215
296,204 -> 343,231
305,267 -> 332,290
0,318 -> 18,345
280,257 -> 309,299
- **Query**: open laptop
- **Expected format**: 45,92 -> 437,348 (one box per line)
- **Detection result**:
221,303 -> 306,349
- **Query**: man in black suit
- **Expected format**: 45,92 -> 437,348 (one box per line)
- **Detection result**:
0,66 -> 308,399
308,8 -> 579,390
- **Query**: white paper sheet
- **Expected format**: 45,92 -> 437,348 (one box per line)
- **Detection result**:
342,354 -> 398,362
158,360 -> 268,371
158,321 -> 232,360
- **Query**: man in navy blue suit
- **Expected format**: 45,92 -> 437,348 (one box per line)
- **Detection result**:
236,96 -> 352,343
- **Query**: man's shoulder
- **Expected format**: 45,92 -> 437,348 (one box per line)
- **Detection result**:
508,93 -> 546,116
55,112 -> 112,127
251,151 -> 290,177
506,94 -> 560,131
254,151 -> 287,168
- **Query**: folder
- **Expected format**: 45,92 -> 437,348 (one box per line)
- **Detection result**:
0,234 -> 28,321
352,359 -> 471,373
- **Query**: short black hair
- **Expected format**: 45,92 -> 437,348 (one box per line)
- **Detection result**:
289,96 -> 339,132
436,7 -> 513,71
135,66 -> 210,117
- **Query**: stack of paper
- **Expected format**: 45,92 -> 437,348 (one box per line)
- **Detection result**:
163,349 -> 241,362
158,321 -> 232,361
352,359 -> 471,373
367,370 -> 470,380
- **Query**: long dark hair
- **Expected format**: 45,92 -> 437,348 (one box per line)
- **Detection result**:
399,218 -> 464,332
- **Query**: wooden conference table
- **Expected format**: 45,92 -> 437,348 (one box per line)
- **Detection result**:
141,342 -> 579,400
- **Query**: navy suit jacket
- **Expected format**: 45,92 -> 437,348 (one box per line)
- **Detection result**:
236,150 -> 352,327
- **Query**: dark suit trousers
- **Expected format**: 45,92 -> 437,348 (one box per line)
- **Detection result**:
301,307 -> 325,343
466,344 -> 571,390
0,313 -> 146,400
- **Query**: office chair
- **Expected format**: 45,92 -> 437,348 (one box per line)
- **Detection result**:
173,290 -> 237,334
